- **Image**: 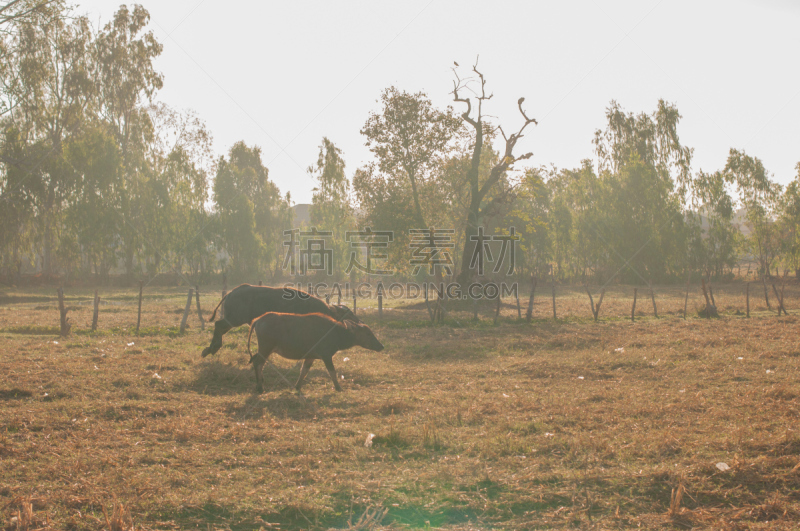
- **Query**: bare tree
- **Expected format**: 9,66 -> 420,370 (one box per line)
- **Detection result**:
452,60 -> 537,286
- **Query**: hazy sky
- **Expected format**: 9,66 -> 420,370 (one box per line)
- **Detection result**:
78,0 -> 800,204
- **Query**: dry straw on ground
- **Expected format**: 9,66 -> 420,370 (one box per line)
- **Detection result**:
1,283 -> 799,529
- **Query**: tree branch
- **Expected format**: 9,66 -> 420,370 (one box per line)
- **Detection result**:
452,72 -> 477,128
475,100 -> 537,201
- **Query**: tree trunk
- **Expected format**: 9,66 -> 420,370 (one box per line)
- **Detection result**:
57,287 -> 70,336
42,222 -> 53,276
525,276 -> 536,323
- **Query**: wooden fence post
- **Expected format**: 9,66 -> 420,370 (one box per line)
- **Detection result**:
762,277 -> 771,310
353,292 -> 357,316
136,281 -> 143,333
649,283 -> 658,318
91,290 -> 100,332
525,276 -> 536,323
57,287 -> 70,337
472,296 -> 479,322
180,288 -> 194,334
336,284 -> 342,305
258,280 -> 263,286
515,287 -> 522,319
780,280 -> 787,314
195,286 -> 205,330
551,282 -> 557,320
325,294 -> 330,305
631,288 -> 637,322
493,294 -> 501,325
377,282 -> 383,321
746,282 -> 750,318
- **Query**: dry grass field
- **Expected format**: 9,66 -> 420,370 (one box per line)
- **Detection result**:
1,282 -> 800,530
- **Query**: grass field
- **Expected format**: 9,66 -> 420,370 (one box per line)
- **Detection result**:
1,282 -> 800,530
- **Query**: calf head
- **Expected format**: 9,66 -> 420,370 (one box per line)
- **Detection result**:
332,304 -> 360,323
344,320 -> 384,352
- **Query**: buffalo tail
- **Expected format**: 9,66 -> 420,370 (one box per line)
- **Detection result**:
208,292 -> 228,322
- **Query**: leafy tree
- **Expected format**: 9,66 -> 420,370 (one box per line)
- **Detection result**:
0,0 -> 58,30
309,137 -> 353,279
352,163 -> 418,271
778,164 -> 800,277
601,155 -> 686,282
0,0 -> 64,116
63,124 -> 121,280
507,167 -> 551,277
554,161 -> 605,280
0,127 -> 36,280
689,170 -> 737,278
547,177 -> 573,280
587,100 -> 694,282
1,5 -> 94,274
213,141 -> 284,279
141,104 -> 213,282
723,149 -> 781,278
95,4 -> 163,277
594,99 -> 693,198
359,87 -> 461,229
356,87 -> 462,276
779,163 -> 800,279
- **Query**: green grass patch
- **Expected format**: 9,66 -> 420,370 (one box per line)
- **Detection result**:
0,324 -> 60,335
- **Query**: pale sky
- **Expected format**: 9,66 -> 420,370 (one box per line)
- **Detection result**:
77,0 -> 800,205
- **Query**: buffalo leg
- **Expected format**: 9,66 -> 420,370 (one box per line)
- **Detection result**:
295,358 -> 315,391
201,320 -> 232,357
322,356 -> 342,392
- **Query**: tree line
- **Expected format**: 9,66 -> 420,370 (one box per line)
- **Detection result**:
1,2 -> 798,287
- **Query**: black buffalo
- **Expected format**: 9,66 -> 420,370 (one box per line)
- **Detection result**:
201,284 -> 356,358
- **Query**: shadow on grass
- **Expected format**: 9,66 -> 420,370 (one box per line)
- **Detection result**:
0,388 -> 33,400
0,295 -> 55,304
155,497 -> 479,531
393,343 -> 492,364
183,361 -> 256,396
1,325 -> 60,335
226,392 -> 315,421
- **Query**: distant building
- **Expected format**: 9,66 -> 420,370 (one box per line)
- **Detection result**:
291,203 -> 312,227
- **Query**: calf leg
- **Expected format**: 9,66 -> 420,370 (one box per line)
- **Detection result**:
295,358 -> 315,391
251,352 -> 266,394
201,320 -> 232,357
322,355 -> 343,392
251,339 -> 275,394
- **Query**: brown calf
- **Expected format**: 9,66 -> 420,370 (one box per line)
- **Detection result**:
246,312 -> 384,393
